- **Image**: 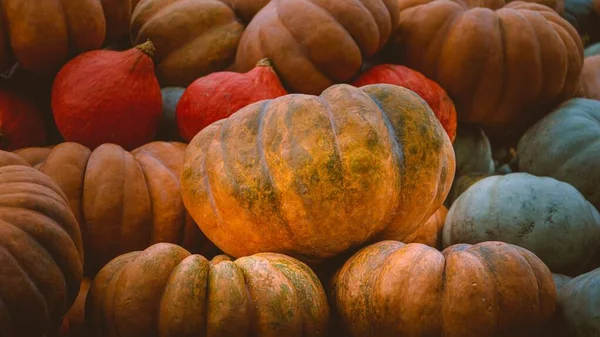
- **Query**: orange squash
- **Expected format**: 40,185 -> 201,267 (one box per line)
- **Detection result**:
181,83 -> 454,264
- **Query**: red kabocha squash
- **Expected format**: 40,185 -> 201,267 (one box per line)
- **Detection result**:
51,41 -> 162,151
234,0 -> 400,94
352,64 -> 457,142
181,83 -> 454,264
130,0 -> 270,86
0,0 -> 141,74
11,141 -> 218,276
390,0 -> 583,141
177,58 -> 287,141
86,243 -> 330,337
0,164 -> 83,337
331,240 -> 557,337
0,89 -> 46,151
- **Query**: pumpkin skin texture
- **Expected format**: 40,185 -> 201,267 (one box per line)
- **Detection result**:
443,173 -> 600,276
330,240 -> 557,337
130,0 -> 269,87
517,99 -> 600,210
0,89 -> 47,151
86,242 -> 330,337
552,273 -> 573,292
453,124 -> 495,177
391,0 -> 584,139
580,55 -> 600,99
0,164 -> 84,337
16,141 -> 217,276
557,267 -> 600,336
235,0 -> 400,95
52,41 -> 162,151
181,83 -> 455,264
176,58 -> 288,142
562,0 -> 600,45
351,64 -> 457,142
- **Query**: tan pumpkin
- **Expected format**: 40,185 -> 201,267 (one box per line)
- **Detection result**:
331,240 -> 557,337
86,242 -> 330,337
130,0 -> 270,86
0,164 -> 83,337
0,0 -> 140,74
14,141 -> 217,275
391,0 -> 583,141
580,54 -> 600,99
235,0 -> 400,94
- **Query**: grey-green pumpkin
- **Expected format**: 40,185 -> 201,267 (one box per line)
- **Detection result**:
557,267 -> 600,336
518,98 -> 600,211
452,124 -> 495,177
443,173 -> 600,276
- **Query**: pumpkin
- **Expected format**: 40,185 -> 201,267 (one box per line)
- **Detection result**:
12,146 -> 53,169
13,141 -> 218,276
443,173 -> 600,276
390,0 -> 583,141
86,242 -> 329,337
176,58 -> 287,142
562,0 -> 600,45
0,89 -> 46,151
351,64 -> 457,142
386,205 -> 448,249
130,0 -> 270,87
580,55 -> 600,99
445,172 -> 497,207
557,267 -> 600,336
235,0 -> 400,94
553,274 -> 573,292
52,41 -> 162,151
53,279 -> 90,337
0,164 -> 83,337
0,0 -> 140,74
585,41 -> 600,56
158,87 -> 185,141
518,98 -> 600,210
453,124 -> 495,177
181,83 -> 454,264
331,240 -> 556,337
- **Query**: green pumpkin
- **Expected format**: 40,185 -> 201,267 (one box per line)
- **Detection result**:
558,267 -> 600,336
444,172 -> 497,207
552,274 -> 573,292
453,124 -> 495,177
562,0 -> 600,45
518,98 -> 600,211
585,42 -> 600,57
443,173 -> 600,276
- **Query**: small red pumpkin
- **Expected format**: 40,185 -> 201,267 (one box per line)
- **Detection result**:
352,64 -> 457,142
51,41 -> 162,150
176,58 -> 287,141
0,89 -> 46,151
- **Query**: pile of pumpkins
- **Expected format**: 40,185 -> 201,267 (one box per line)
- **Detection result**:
0,0 -> 599,336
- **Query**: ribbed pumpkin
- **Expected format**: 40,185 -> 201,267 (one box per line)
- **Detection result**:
580,55 -> 600,99
391,0 -> 583,140
0,164 -> 83,337
562,0 -> 600,45
553,273 -> 573,292
443,173 -> 600,276
0,0 -> 140,74
351,64 -> 457,142
182,83 -> 454,264
331,240 -> 557,337
130,0 -> 269,87
557,267 -> 600,336
518,99 -> 600,210
235,0 -> 400,94
385,205 -> 448,249
14,141 -> 217,276
86,243 -> 330,337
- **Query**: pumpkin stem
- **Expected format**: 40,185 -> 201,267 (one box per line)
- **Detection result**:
256,58 -> 273,68
135,40 -> 156,58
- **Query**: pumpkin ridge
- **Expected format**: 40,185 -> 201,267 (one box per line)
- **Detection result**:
463,248 -> 502,330
0,224 -> 52,324
427,5 -> 462,81
234,260 -> 258,335
514,247 -> 547,316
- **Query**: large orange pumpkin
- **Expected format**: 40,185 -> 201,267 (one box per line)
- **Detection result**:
0,0 -> 140,74
181,83 -> 454,264
331,240 -> 557,337
390,0 -> 583,140
0,164 -> 83,337
130,0 -> 269,86
86,243 -> 330,337
235,0 -> 400,94
13,141 -> 217,275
